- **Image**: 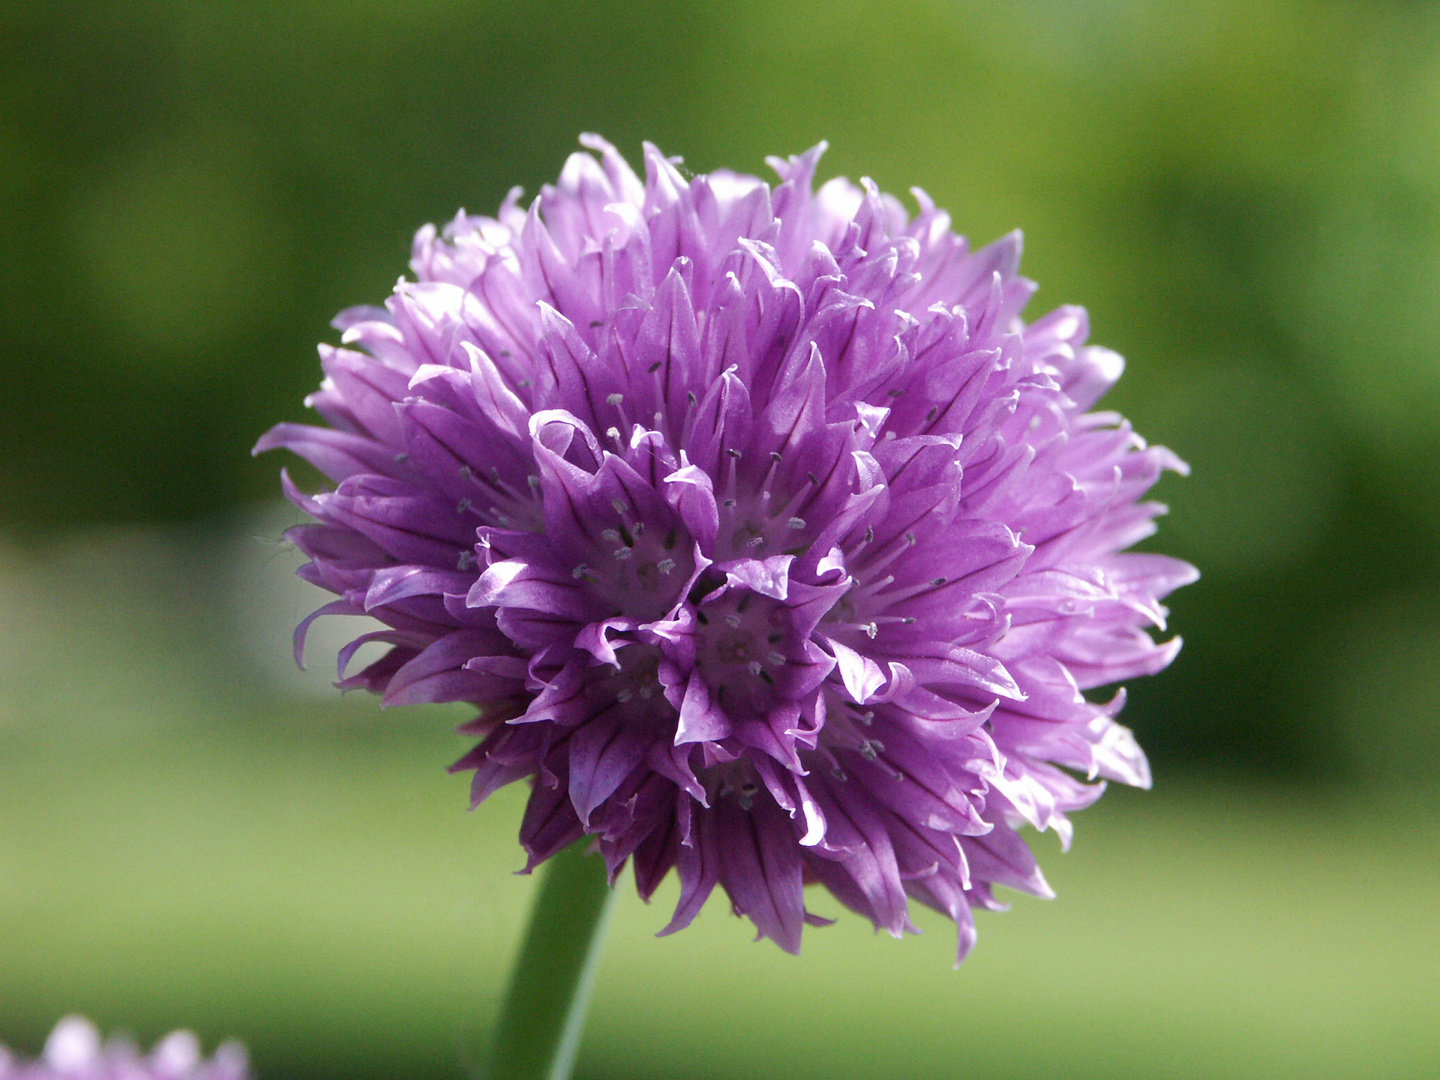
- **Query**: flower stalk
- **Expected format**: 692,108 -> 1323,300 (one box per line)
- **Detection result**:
486,840 -> 617,1080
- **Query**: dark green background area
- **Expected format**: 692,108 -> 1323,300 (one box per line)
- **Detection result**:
2,1 -> 1437,1077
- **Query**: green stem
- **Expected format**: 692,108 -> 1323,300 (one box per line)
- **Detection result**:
485,840 -> 618,1080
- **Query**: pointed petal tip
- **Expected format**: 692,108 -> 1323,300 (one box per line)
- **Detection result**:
251,424 -> 294,457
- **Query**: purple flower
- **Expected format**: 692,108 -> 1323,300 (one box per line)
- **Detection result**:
0,1018 -> 249,1080
256,137 -> 1196,961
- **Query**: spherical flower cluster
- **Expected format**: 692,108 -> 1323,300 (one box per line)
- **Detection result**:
0,1018 -> 249,1080
257,137 -> 1196,961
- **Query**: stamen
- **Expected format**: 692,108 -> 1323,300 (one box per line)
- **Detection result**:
787,517 -> 806,530
657,559 -> 676,575
864,572 -> 954,609
747,660 -> 763,676
724,614 -> 742,629
854,531 -> 916,581
607,393 -> 624,406
613,547 -> 633,561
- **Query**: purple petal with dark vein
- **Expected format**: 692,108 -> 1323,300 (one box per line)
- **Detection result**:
567,710 -> 653,825
714,797 -> 805,953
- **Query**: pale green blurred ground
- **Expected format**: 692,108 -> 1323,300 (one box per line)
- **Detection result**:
4,1 -> 1440,1076
5,715 -> 1438,1080
1,520 -> 1437,1079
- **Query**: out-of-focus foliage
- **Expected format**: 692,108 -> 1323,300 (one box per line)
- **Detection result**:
6,0 -> 1438,785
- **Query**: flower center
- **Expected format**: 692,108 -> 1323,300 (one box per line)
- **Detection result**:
693,586 -> 792,713
573,509 -> 691,623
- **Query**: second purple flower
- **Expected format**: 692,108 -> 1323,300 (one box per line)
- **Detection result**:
257,137 -> 1196,961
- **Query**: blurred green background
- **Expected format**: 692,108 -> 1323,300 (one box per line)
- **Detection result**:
2,1 -> 1438,1077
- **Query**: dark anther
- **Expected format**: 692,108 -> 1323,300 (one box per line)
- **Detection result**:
648,361 -> 663,374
